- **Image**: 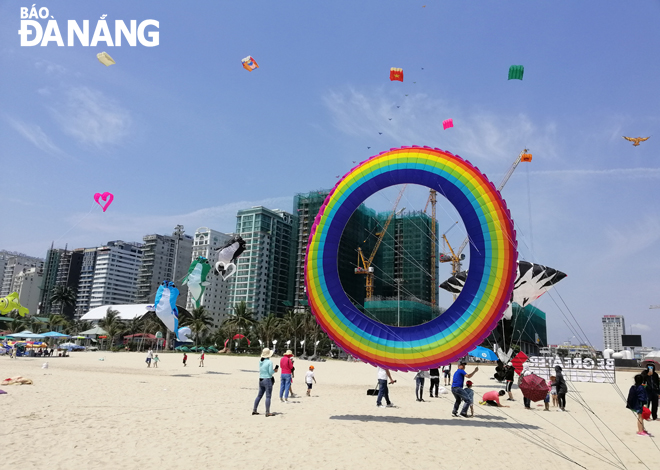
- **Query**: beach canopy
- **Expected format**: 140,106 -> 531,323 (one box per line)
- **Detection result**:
41,331 -> 70,338
468,346 -> 498,361
79,326 -> 109,336
80,304 -> 152,321
6,330 -> 46,339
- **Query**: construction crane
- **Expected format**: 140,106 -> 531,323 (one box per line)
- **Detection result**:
441,148 -> 533,274
423,189 -> 437,307
356,185 -> 407,300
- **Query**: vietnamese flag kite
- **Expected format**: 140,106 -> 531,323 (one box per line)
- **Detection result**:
390,67 -> 403,82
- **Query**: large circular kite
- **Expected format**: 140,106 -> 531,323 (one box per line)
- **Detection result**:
305,146 -> 517,371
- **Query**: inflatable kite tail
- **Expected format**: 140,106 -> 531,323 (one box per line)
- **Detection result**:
221,263 -> 237,281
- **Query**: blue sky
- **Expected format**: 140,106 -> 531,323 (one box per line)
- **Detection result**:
1,1 -> 659,349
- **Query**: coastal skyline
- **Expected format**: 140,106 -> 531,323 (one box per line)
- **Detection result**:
2,1 -> 659,348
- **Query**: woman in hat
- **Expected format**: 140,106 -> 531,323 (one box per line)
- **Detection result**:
279,349 -> 295,402
253,348 -> 279,417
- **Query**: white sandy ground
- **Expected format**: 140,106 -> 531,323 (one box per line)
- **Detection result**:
1,352 -> 658,470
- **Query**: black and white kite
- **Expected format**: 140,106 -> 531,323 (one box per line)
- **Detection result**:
214,236 -> 246,280
440,261 -> 567,317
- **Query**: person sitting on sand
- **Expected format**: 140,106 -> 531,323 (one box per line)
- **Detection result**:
480,390 -> 509,407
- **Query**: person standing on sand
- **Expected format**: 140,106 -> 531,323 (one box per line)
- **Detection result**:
414,369 -> 429,402
627,374 -> 650,437
504,362 -> 515,401
153,354 -> 160,368
641,364 -> 659,421
305,365 -> 316,396
442,364 -> 452,386
429,367 -> 440,398
554,365 -> 568,411
183,353 -> 188,367
146,349 -> 153,368
451,361 -> 478,418
199,351 -> 205,367
279,350 -> 294,402
376,366 -> 396,408
520,362 -> 533,410
253,348 -> 279,417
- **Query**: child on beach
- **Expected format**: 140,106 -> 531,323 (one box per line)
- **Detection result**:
480,390 -> 509,407
199,351 -> 205,367
305,365 -> 317,396
465,380 -> 475,416
550,375 -> 558,407
153,354 -> 160,368
183,353 -> 187,367
627,374 -> 650,437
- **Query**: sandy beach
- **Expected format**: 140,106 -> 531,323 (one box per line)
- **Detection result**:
1,352 -> 656,470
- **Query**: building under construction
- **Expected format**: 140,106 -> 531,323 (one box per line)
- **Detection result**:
293,190 -> 377,310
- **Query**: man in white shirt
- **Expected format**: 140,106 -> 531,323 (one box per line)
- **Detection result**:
376,366 -> 396,408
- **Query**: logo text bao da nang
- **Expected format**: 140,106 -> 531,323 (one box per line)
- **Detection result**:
18,6 -> 159,47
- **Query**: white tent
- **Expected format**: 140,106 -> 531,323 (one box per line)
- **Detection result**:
80,304 -> 152,322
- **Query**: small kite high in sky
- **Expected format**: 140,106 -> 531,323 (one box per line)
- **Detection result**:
97,52 -> 116,66
622,136 -> 650,147
443,119 -> 454,130
508,65 -> 524,80
93,192 -> 114,212
242,56 -> 259,71
390,67 -> 403,82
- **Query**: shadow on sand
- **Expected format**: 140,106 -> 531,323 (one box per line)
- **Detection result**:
329,414 -> 539,429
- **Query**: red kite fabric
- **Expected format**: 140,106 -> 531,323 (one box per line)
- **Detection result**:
511,351 -> 529,375
519,374 -> 549,402
233,334 -> 251,346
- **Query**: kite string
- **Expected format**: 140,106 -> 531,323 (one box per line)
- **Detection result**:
52,200 -> 97,247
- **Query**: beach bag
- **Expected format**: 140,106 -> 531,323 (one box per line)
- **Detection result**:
366,382 -> 380,395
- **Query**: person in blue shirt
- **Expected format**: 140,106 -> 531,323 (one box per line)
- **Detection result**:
451,361 -> 479,417
253,348 -> 279,417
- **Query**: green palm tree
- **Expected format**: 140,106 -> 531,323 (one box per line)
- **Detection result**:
282,310 -> 305,356
255,313 -> 282,348
47,314 -> 69,332
180,306 -> 213,347
49,285 -> 78,321
224,301 -> 256,352
26,316 -> 45,334
98,307 -> 123,350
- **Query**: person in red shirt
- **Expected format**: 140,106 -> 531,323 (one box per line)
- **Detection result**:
279,350 -> 294,402
480,390 -> 509,407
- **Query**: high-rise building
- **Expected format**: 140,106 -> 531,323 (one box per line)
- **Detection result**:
12,267 -> 43,315
73,241 -> 143,313
228,206 -> 295,319
40,246 -> 67,315
187,227 -> 234,328
1,253 -> 44,297
75,247 -> 99,318
136,225 -> 193,303
292,190 -> 377,310
40,247 -> 84,317
602,315 -> 626,351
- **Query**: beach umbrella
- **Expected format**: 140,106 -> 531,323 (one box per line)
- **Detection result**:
519,374 -> 549,402
468,346 -> 497,361
181,346 -> 190,352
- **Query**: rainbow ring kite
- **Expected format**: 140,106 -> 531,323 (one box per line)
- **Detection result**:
305,146 -> 517,371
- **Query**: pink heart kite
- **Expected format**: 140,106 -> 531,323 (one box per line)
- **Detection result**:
443,119 -> 454,130
94,192 -> 114,212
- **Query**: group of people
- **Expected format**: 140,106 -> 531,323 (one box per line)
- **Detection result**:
252,348 -> 318,416
627,363 -> 659,437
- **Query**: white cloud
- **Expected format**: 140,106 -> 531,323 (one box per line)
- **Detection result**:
323,87 -> 559,163
6,116 -> 63,156
51,87 -> 132,147
631,323 -> 651,332
35,60 -> 66,76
